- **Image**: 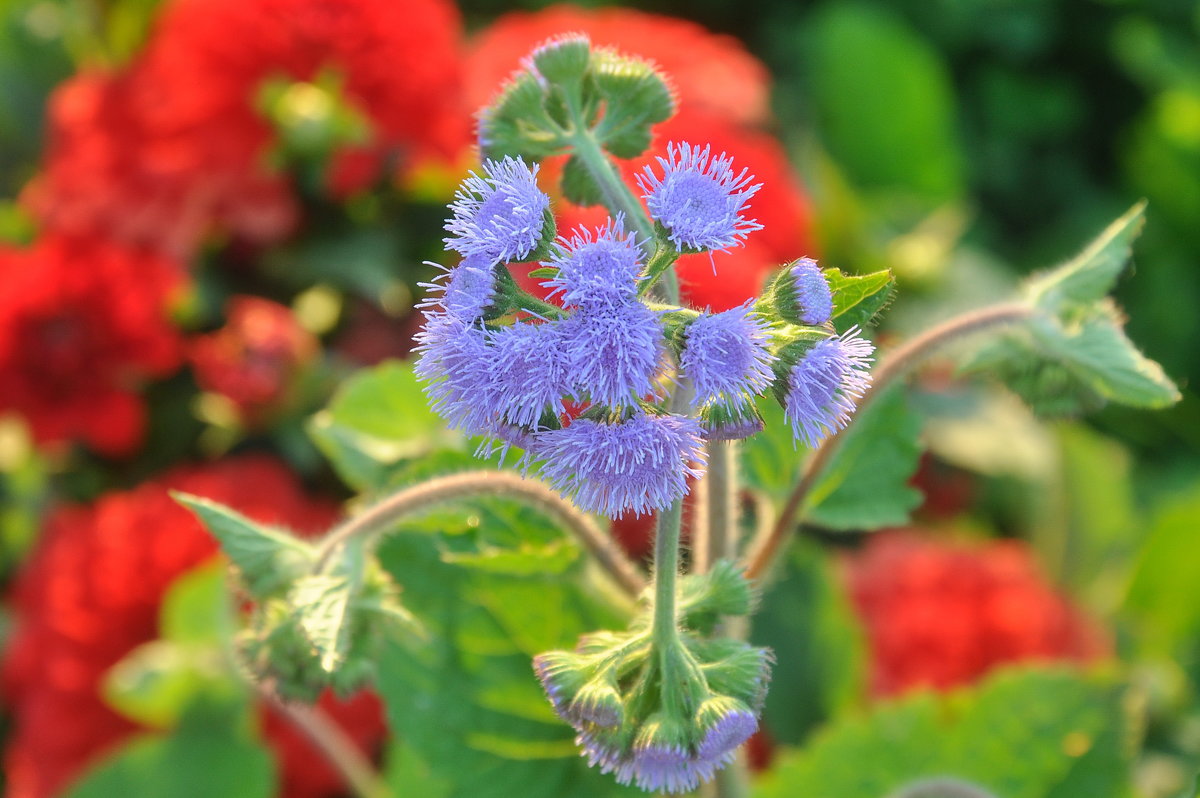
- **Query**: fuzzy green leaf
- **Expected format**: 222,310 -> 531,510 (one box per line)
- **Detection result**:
289,573 -> 355,674
561,154 -> 606,207
1024,202 -> 1146,312
825,267 -> 896,331
804,387 -> 924,530
172,494 -> 316,599
308,360 -> 462,490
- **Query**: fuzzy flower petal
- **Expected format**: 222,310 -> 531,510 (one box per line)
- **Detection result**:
418,254 -> 498,322
681,303 -> 775,408
533,413 -> 705,517
563,301 -> 664,408
544,215 -> 643,307
444,156 -> 550,262
638,141 -> 762,253
789,257 -> 833,325
784,328 -> 874,448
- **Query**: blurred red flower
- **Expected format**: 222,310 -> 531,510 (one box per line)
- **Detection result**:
2,455 -> 385,798
0,234 -> 184,457
468,6 -> 814,313
191,296 -> 317,423
843,531 -> 1110,698
24,0 -> 468,256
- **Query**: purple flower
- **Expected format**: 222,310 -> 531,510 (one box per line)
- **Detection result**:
544,215 -> 643,308
533,413 -> 706,518
418,254 -> 497,322
638,141 -> 762,253
626,744 -> 703,794
784,328 -> 874,448
413,312 -> 494,433
486,321 -> 572,428
789,257 -> 833,325
695,698 -> 758,764
681,303 -> 776,408
445,156 -> 550,262
562,301 -> 664,408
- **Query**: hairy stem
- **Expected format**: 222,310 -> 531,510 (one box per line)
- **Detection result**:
256,683 -> 391,798
744,302 -> 1034,581
652,498 -> 685,646
314,470 -> 645,597
695,440 -> 737,574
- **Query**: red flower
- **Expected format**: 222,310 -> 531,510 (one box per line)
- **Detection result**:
2,455 -> 385,798
190,296 -> 317,423
0,234 -> 184,457
25,0 -> 468,256
843,531 -> 1110,698
466,4 -> 771,126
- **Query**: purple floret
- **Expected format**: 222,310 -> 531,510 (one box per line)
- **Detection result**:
638,141 -> 762,253
561,300 -> 664,408
544,215 -> 643,308
681,302 -> 776,408
444,156 -> 550,262
785,328 -> 874,448
533,413 -> 706,518
790,257 -> 833,325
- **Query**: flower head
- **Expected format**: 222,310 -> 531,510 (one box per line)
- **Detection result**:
787,257 -> 833,326
445,156 -> 551,262
413,312 -> 493,433
545,215 -> 643,308
784,328 -> 874,448
419,254 -> 498,322
694,696 -> 758,764
533,413 -> 705,517
562,300 -> 664,408
486,320 -> 572,428
681,303 -> 775,408
638,141 -> 762,253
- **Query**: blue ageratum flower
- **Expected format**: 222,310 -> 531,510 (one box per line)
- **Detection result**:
444,156 -> 551,262
681,303 -> 776,408
638,141 -> 762,253
413,312 -> 494,433
418,254 -> 498,322
563,300 -> 664,407
544,215 -> 643,308
486,320 -> 572,428
533,413 -> 705,517
789,257 -> 833,326
784,328 -> 874,448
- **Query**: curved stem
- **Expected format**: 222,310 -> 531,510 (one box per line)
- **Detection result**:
256,683 -> 391,798
314,470 -> 645,597
744,302 -> 1034,581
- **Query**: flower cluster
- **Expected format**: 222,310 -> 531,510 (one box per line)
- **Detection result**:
533,564 -> 772,794
843,531 -> 1110,698
417,140 -> 871,519
1,456 -> 385,798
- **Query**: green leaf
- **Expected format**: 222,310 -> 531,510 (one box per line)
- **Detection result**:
805,3 -> 964,205
289,573 -> 355,673
742,396 -> 800,502
65,700 -> 274,798
1123,488 -> 1200,660
308,360 -> 462,490
1024,202 -> 1146,313
825,268 -> 896,331
755,669 -> 1135,798
804,387 -> 924,530
172,494 -> 316,599
590,49 -> 674,159
751,541 -> 864,744
159,563 -> 230,645
373,519 -> 637,798
441,539 -> 580,576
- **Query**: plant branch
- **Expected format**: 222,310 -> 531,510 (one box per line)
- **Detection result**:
314,470 -> 645,597
256,682 -> 391,798
744,302 -> 1034,581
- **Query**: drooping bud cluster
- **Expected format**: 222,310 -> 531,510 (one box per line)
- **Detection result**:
533,562 -> 772,793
